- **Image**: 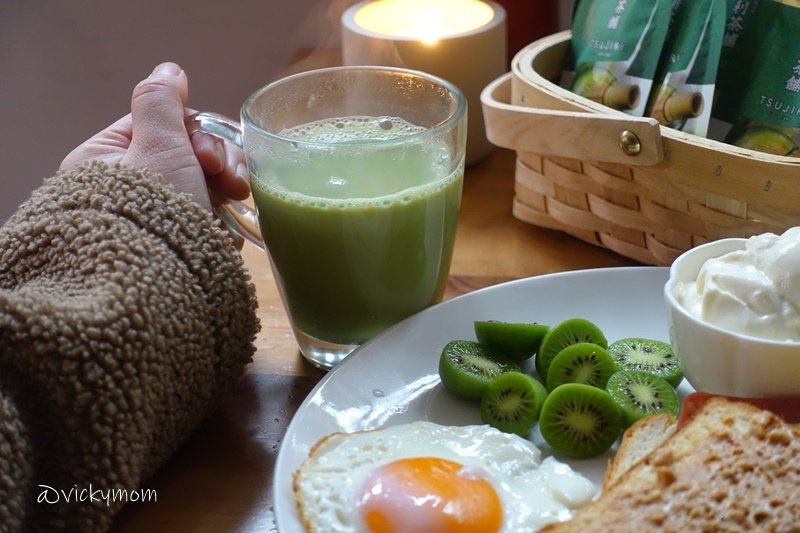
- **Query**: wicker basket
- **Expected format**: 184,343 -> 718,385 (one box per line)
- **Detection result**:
482,31 -> 800,265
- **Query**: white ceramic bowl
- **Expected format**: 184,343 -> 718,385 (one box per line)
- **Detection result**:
665,238 -> 800,398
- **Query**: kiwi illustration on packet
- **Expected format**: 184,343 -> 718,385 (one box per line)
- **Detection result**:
717,0 -> 800,156
645,0 -> 727,137
563,0 -> 672,117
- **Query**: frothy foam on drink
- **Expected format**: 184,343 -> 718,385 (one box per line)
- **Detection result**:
251,115 -> 462,208
279,116 -> 426,142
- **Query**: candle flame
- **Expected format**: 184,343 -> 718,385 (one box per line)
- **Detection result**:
354,0 -> 494,43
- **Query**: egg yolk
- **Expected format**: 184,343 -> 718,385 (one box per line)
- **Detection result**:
356,457 -> 503,533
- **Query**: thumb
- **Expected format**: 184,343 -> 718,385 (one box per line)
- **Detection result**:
123,63 -> 211,209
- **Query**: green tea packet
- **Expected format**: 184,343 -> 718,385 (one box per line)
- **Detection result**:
563,0 -> 672,117
721,0 -> 800,156
712,0 -> 762,125
646,0 -> 726,137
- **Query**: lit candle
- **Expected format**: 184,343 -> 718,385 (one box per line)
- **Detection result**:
352,0 -> 495,44
342,0 -> 507,165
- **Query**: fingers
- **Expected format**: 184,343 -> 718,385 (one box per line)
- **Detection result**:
191,131 -> 226,176
129,63 -> 190,153
63,62 -> 251,214
123,62 -> 211,210
191,130 -> 251,201
213,142 -> 251,201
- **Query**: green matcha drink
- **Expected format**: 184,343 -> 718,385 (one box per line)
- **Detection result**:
251,116 -> 463,346
189,66 -> 467,368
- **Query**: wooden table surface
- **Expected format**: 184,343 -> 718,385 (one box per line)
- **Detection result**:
112,147 -> 638,532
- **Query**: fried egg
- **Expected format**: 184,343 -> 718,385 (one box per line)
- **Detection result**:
293,421 -> 597,532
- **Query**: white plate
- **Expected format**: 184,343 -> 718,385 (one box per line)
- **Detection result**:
274,266 -> 692,532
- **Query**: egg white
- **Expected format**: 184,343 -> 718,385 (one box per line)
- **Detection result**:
293,421 -> 597,533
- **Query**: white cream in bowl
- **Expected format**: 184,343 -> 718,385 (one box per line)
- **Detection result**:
665,228 -> 800,397
673,227 -> 800,342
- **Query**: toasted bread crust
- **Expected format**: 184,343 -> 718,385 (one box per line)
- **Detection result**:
603,413 -> 676,489
543,398 -> 800,531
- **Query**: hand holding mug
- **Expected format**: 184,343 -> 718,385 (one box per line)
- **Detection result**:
61,62 -> 250,211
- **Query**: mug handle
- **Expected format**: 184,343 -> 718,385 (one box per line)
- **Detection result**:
185,112 -> 265,250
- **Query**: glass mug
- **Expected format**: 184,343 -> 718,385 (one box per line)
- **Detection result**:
187,66 -> 467,369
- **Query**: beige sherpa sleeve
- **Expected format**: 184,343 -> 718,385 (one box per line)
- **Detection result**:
0,161 -> 259,532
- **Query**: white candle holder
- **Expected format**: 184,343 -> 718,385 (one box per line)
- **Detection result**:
341,0 -> 507,166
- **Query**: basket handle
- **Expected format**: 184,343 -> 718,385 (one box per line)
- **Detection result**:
481,73 -> 665,166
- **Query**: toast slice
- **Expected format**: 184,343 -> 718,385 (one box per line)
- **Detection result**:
603,413 -> 676,489
542,397 -> 800,531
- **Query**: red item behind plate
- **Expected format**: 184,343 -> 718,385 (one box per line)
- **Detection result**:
679,392 -> 800,428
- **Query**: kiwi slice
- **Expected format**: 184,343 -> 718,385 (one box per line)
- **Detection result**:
545,342 -> 616,392
538,383 -> 622,459
607,337 -> 683,387
606,370 -> 680,429
480,371 -> 547,436
536,318 -> 608,380
474,320 -> 550,361
439,340 -> 520,399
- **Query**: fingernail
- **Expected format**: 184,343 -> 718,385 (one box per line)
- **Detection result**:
236,163 -> 249,181
214,138 -> 226,163
151,62 -> 182,78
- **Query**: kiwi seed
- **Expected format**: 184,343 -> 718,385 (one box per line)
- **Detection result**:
536,318 -> 608,381
438,340 -> 520,399
607,337 -> 684,387
545,342 -> 616,392
538,382 -> 622,459
606,369 -> 680,428
480,371 -> 547,436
